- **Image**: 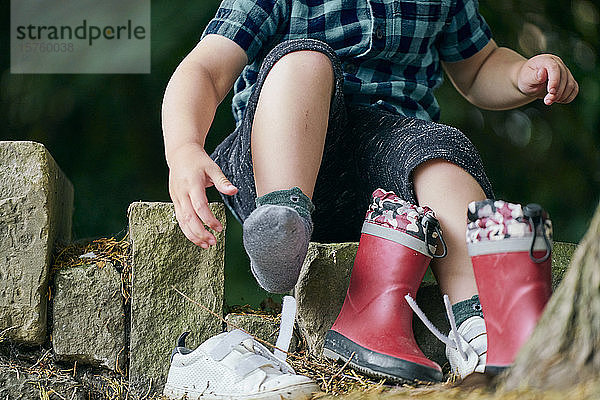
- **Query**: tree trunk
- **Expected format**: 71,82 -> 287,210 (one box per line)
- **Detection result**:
502,201 -> 600,390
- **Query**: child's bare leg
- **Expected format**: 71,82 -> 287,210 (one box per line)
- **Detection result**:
252,50 -> 334,197
244,50 -> 334,293
413,158 -> 486,304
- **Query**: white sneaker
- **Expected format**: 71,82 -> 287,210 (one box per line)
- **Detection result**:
163,329 -> 319,400
446,316 -> 487,379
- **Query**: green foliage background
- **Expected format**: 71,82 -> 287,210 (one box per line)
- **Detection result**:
2,1 -> 599,305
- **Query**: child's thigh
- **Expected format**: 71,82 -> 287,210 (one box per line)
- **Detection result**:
347,106 -> 494,206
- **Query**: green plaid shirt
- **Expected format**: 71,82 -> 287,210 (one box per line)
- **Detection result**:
203,0 -> 492,123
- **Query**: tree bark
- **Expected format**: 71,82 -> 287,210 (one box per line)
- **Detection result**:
502,201 -> 600,390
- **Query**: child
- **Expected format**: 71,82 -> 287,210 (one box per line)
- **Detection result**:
162,0 -> 578,396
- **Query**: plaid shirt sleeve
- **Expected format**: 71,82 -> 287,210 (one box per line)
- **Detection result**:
438,0 -> 492,62
201,0 -> 289,64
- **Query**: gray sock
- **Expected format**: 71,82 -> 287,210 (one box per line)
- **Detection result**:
243,187 -> 314,293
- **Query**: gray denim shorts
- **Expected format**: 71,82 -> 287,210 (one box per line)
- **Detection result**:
211,39 -> 494,243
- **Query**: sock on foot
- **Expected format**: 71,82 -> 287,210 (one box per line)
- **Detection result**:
452,295 -> 484,327
243,187 -> 314,293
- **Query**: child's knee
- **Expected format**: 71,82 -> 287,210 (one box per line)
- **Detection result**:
414,158 -> 463,178
268,50 -> 334,89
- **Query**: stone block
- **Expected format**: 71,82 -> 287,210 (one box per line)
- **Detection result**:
294,242 -> 357,356
226,313 -> 279,343
128,202 -> 226,395
225,313 -> 298,352
52,262 -> 125,371
0,141 -> 73,345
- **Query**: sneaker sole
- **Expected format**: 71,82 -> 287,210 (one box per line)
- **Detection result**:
323,330 -> 443,384
163,382 -> 320,400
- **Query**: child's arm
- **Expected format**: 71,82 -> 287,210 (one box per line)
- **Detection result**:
162,34 -> 247,248
442,39 -> 579,110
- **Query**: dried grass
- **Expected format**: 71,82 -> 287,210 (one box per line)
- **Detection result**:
0,347 -> 83,398
228,304 -> 282,322
288,349 -> 388,396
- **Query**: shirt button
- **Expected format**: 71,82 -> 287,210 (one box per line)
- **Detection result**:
375,26 -> 384,40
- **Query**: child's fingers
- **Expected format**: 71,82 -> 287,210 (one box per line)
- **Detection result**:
543,71 -> 563,105
207,164 -> 238,196
543,59 -> 579,105
535,67 -> 548,84
524,55 -> 578,105
544,59 -> 562,97
189,187 -> 223,235
555,66 -> 569,101
174,196 -> 215,248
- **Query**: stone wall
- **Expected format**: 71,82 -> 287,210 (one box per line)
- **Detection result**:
0,141 -> 579,398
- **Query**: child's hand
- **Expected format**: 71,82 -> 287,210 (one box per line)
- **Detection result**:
517,54 -> 579,105
168,143 -> 238,248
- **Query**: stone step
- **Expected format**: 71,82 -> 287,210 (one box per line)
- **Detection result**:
0,141 -> 73,345
294,242 -> 357,356
128,201 -> 226,396
52,262 -> 125,372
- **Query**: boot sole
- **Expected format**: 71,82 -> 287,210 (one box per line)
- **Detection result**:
484,365 -> 509,375
323,330 -> 443,384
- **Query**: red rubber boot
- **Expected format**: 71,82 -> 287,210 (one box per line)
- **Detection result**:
323,189 -> 445,383
467,200 -> 553,375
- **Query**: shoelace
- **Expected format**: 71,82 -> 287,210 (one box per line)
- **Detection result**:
404,294 -> 474,365
274,296 -> 296,362
208,296 -> 298,378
